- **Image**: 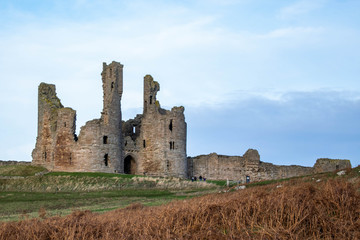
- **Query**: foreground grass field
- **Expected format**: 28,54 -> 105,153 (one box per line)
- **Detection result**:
0,165 -> 359,239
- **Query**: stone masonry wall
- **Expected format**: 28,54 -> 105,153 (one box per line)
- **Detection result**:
313,158 -> 352,173
189,152 -> 351,182
131,75 -> 187,178
32,61 -> 123,173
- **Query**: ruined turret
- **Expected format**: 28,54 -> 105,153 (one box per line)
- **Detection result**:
32,61 -> 124,173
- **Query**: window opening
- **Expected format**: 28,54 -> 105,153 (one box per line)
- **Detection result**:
246,176 -> 250,183
111,82 -> 114,89
169,142 -> 172,150
143,140 -> 146,148
103,136 -> 108,144
125,141 -> 127,146
169,119 -> 173,131
104,154 -> 109,166
64,122 -> 66,127
150,96 -> 152,104
109,68 -> 112,76
132,126 -> 136,134
336,165 -> 339,170
44,152 -> 47,160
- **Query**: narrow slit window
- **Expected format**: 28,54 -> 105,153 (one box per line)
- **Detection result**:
150,96 -> 152,104
104,154 -> 109,166
103,136 -> 108,144
109,68 -> 112,76
132,126 -> 136,134
111,82 -> 114,89
143,140 -> 146,148
169,119 -> 173,131
169,142 -> 172,150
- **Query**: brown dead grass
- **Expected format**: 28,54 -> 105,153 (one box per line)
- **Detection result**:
0,178 -> 359,240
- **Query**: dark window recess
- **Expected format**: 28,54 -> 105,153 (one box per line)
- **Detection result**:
64,122 -> 67,127
111,82 -> 114,89
103,136 -> 108,144
246,176 -> 250,183
110,68 -> 112,76
132,126 -> 136,134
169,141 -> 175,150
125,141 -> 127,146
104,154 -> 109,166
336,165 -> 339,170
143,140 -> 146,148
150,96 -> 153,104
166,160 -> 170,169
69,153 -> 72,164
169,120 -> 173,131
44,152 -> 47,160
74,134 -> 78,142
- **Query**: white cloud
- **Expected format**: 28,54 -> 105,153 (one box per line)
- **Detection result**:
278,0 -> 326,19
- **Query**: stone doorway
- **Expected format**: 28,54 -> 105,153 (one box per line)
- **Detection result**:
124,155 -> 136,174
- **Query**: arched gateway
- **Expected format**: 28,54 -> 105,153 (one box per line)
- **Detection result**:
124,155 -> 136,174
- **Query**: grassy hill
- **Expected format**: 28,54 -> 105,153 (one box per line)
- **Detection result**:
0,164 -> 217,222
0,164 -> 359,239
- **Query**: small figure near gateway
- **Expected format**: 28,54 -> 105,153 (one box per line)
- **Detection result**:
32,61 -> 352,182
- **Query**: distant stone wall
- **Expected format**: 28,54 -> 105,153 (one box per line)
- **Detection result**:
189,153 -> 353,182
258,162 -> 313,181
188,149 -> 262,182
0,161 -> 31,166
313,158 -> 352,173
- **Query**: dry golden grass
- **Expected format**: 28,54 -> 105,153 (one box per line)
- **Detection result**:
0,178 -> 359,239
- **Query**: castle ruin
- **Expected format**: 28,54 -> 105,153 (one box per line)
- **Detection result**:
32,61 -> 352,181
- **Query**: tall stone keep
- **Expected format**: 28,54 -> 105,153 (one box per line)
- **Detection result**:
123,75 -> 188,178
73,61 -> 124,173
32,61 -> 124,173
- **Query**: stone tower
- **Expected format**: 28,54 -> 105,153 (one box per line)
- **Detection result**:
123,75 -> 188,178
73,61 -> 123,173
32,61 -> 124,173
32,83 -> 77,170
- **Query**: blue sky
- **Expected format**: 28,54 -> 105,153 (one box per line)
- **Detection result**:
0,0 -> 359,167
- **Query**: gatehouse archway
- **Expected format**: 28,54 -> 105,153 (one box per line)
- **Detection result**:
124,155 -> 136,174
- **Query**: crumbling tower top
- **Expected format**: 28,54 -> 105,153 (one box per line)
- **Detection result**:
101,61 -> 123,124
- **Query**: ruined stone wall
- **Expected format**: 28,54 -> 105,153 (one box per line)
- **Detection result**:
188,149 -> 315,182
188,149 -> 260,182
313,158 -> 352,173
257,162 -> 313,180
32,61 -> 123,173
0,161 -> 31,166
